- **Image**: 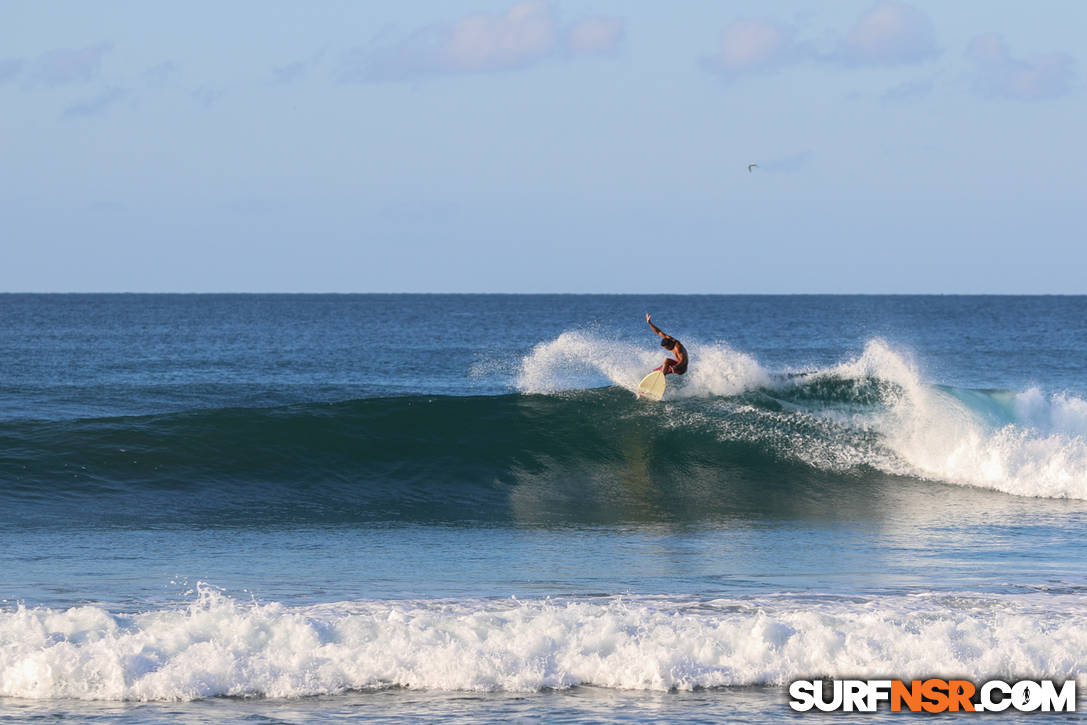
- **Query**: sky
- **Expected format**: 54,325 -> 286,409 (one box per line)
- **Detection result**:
1,1 -> 1084,293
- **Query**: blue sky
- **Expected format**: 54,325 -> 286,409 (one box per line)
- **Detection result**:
2,1 -> 1083,292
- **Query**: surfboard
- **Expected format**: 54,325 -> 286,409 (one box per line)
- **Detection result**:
636,370 -> 666,401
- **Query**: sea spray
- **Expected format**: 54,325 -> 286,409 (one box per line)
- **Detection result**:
515,330 -> 770,397
515,331 -> 664,393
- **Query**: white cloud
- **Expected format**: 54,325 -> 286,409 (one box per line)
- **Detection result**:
703,19 -> 806,80
342,1 -> 623,81
703,4 -> 938,83
721,20 -> 787,71
568,17 -> 623,56
445,1 -> 555,71
967,33 -> 1075,100
836,2 -> 938,66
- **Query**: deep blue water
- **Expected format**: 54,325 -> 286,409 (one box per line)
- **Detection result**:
1,295 -> 1085,723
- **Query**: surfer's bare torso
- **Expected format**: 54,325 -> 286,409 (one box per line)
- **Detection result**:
645,313 -> 688,375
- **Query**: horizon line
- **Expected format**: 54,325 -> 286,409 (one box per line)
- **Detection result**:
2,291 -> 1086,297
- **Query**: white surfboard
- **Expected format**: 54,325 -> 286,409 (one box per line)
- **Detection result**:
636,370 -> 666,401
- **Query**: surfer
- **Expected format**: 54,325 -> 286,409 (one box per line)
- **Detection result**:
645,313 -> 688,375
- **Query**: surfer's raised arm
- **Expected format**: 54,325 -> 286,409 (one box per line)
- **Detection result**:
646,313 -> 667,339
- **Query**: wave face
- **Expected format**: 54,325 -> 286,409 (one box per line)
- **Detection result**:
2,585 -> 1084,700
5,337 -> 1087,529
519,334 -> 1087,500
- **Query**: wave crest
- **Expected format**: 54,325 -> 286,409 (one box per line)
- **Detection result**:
820,341 -> 1087,499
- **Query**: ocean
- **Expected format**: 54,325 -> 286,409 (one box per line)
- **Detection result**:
1,294 -> 1085,723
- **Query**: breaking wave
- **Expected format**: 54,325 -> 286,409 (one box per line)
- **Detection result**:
516,333 -> 1087,500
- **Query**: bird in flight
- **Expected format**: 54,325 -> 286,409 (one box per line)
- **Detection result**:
747,163 -> 759,173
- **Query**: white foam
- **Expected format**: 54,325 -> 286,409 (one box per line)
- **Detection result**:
515,330 -> 769,397
2,587 -> 1084,700
1015,388 -> 1087,437
811,340 -> 1087,499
